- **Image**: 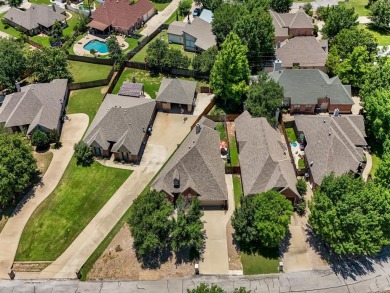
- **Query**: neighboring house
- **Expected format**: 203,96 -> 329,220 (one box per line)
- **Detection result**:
0,79 -> 68,135
235,111 -> 300,203
5,4 -> 66,36
271,8 -> 313,43
152,117 -> 228,209
167,17 -> 216,52
88,0 -> 155,35
199,9 -> 213,23
156,78 -> 196,113
83,95 -> 156,162
294,115 -> 367,187
269,69 -> 353,114
118,82 -> 144,98
275,37 -> 328,72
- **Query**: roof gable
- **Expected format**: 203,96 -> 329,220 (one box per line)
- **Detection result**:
156,78 -> 196,105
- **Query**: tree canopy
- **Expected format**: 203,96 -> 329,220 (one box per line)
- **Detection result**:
232,190 -> 293,249
179,0 -> 192,16
0,132 -> 36,208
146,39 -> 190,69
309,173 -> 390,255
269,0 -> 293,13
244,72 -> 283,125
8,0 -> 22,7
31,130 -> 49,149
212,3 -> 245,44
0,38 -> 26,91
322,6 -> 358,39
107,35 -> 124,64
192,46 -> 218,75
375,154 -> 390,189
200,0 -> 223,11
370,0 -> 390,30
74,141 -> 94,167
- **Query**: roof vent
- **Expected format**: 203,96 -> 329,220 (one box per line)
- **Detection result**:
329,132 -> 331,136
323,120 -> 326,123
310,161 -> 313,167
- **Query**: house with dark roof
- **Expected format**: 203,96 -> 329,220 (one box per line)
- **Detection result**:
5,4 -> 66,36
271,8 -> 313,43
152,117 -> 228,209
83,95 -> 156,162
88,0 -> 155,35
0,79 -> 68,135
156,78 -> 197,113
294,115 -> 367,187
235,111 -> 300,203
269,69 -> 353,114
167,17 -> 216,52
275,37 -> 328,72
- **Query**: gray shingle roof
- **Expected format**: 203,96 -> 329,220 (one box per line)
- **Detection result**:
118,82 -> 144,97
83,95 -> 155,154
152,118 -> 228,202
268,69 -> 353,105
183,18 -> 216,50
5,4 -> 66,31
294,115 -> 367,185
199,9 -> 213,23
276,37 -> 328,67
0,79 -> 67,134
156,78 -> 196,105
235,111 -> 299,197
167,21 -> 186,36
271,8 -> 313,39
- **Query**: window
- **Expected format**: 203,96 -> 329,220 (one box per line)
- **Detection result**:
305,105 -> 312,111
173,178 -> 180,188
93,147 -> 101,155
294,105 -> 300,111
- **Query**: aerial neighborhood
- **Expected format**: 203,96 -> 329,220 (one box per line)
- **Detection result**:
0,0 -> 390,290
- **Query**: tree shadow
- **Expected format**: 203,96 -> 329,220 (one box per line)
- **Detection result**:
136,246 -> 173,270
279,230 -> 292,258
305,225 -> 390,280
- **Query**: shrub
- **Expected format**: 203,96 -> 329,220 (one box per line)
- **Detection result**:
296,178 -> 307,196
313,24 -> 319,37
31,130 -> 49,149
49,129 -> 59,143
73,141 -> 93,166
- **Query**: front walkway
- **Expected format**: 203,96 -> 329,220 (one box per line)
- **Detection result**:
362,150 -> 372,181
199,175 -> 235,275
0,114 -> 89,280
15,113 -> 198,279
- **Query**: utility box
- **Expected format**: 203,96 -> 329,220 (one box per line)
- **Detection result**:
195,264 -> 199,275
279,262 -> 284,272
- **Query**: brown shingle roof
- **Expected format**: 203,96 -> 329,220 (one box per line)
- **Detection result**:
271,8 -> 313,39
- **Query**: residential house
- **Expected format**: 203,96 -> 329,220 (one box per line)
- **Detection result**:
0,79 -> 68,135
167,17 -> 216,52
118,82 -> 144,98
152,117 -> 228,209
156,78 -> 196,113
294,115 -> 367,187
5,4 -> 66,36
88,0 -> 155,35
83,95 -> 156,162
275,37 -> 328,72
269,69 -> 353,114
271,8 -> 314,43
235,111 -> 300,203
199,9 -> 213,23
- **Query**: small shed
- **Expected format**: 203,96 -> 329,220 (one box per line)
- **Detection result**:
118,82 -> 144,97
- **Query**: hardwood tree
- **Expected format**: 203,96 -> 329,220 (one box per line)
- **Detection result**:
309,173 -> 390,255
244,72 -> 283,125
370,0 -> 390,30
128,190 -> 174,258
0,38 -> 26,91
192,46 -> 218,75
212,3 -> 246,44
8,0 -> 22,7
199,0 -> 223,11
360,61 -> 390,101
163,48 -> 191,69
269,0 -> 293,13
210,32 -> 250,108
146,39 -> 169,68
296,179 -> 307,196
73,141 -> 94,167
50,21 -> 63,44
232,190 -> 293,248
179,0 -> 192,16
316,5 -> 330,21
107,35 -> 124,65
0,132 -> 36,208
31,130 -> 49,149
376,154 -> 390,189
322,6 -> 358,39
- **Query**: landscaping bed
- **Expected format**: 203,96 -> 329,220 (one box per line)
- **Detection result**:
15,158 -> 132,261
68,60 -> 112,83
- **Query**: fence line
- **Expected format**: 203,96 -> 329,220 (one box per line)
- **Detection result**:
68,63 -> 115,90
26,39 -> 44,49
190,96 -> 216,130
67,54 -> 115,65
205,114 -> 240,122
225,166 -> 241,174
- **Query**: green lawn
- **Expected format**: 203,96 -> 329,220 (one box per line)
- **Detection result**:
164,9 -> 183,25
285,127 -> 297,143
63,11 -> 79,36
0,12 -> 20,38
339,0 -> 369,16
68,60 -> 112,83
298,158 -> 305,169
229,136 -> 239,166
233,175 -> 243,208
30,35 -> 51,47
15,158 -> 132,261
216,122 -> 227,141
241,248 -> 280,275
67,86 -> 105,122
124,37 -> 139,51
28,0 -> 51,4
358,24 -> 390,46
154,1 -> 170,11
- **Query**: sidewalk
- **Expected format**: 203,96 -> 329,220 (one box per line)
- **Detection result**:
0,114 -> 89,280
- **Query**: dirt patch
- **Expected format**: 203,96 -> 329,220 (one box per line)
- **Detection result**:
226,219 -> 242,270
13,262 -> 51,272
226,122 -> 235,140
33,150 -> 53,177
88,224 -> 195,280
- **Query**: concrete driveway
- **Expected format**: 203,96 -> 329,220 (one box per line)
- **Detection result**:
0,114 -> 89,280
194,94 -> 214,116
199,175 -> 234,275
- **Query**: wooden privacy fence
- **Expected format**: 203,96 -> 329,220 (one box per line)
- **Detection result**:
225,166 -> 241,174
190,96 -> 216,130
67,54 -> 115,65
205,114 -> 240,122
26,39 -> 44,49
68,65 -> 115,90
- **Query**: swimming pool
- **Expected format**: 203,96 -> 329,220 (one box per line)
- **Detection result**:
83,40 -> 108,54
291,142 -> 298,147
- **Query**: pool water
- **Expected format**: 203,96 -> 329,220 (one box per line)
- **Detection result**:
83,40 -> 108,54
291,142 -> 298,147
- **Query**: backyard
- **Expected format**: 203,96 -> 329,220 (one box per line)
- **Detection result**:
0,12 -> 20,38
28,0 -> 51,4
68,60 -> 112,83
359,24 -> 390,46
285,127 -> 297,143
15,158 -> 132,261
241,248 -> 280,275
233,175 -> 243,208
339,0 -> 369,16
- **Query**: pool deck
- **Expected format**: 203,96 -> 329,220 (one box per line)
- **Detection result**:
73,34 -> 129,56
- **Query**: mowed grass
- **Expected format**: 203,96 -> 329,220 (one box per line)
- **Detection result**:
63,11 -> 79,36
154,1 -> 170,11
68,61 -> 112,83
233,175 -> 243,208
0,12 -> 20,38
216,122 -> 227,141
15,158 -> 132,261
285,127 -> 297,143
164,8 -> 184,24
30,35 -> 51,47
370,153 -> 381,178
359,24 -> 390,46
67,86 -> 106,122
339,0 -> 369,16
28,0 -> 51,4
241,248 -> 280,275
229,136 -> 239,166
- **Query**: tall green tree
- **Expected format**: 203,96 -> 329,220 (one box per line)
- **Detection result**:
146,39 -> 169,68
192,46 -> 218,75
360,61 -> 390,100
0,38 -> 26,91
212,3 -> 246,44
232,190 -> 293,248
201,0 -> 223,11
270,0 -> 292,13
171,196 -> 204,252
309,174 -> 390,255
74,141 -> 94,167
370,0 -> 390,30
179,0 -> 192,16
106,35 -> 124,64
375,154 -> 390,189
244,72 -> 283,125
233,8 -> 275,67
210,32 -> 250,108
316,5 -> 330,21
128,190 -> 174,257
27,47 -> 72,82
8,0 -> 23,7
163,48 -> 191,69
322,6 -> 358,38
0,132 -> 36,208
